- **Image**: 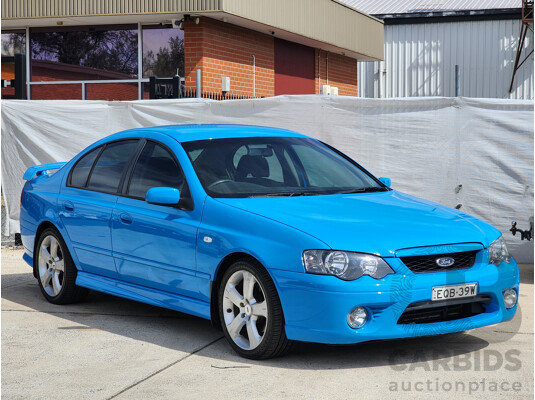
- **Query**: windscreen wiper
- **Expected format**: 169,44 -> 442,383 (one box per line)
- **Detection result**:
335,187 -> 389,194
248,191 -> 314,198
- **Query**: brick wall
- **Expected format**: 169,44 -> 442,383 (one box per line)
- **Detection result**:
31,83 -> 82,100
86,83 -> 138,101
30,62 -> 138,100
184,17 -> 275,97
315,50 -> 358,96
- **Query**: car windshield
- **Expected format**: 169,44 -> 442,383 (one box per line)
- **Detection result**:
182,137 -> 388,198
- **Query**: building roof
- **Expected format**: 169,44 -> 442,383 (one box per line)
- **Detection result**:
1,0 -> 384,61
32,60 -> 137,80
340,0 -> 521,15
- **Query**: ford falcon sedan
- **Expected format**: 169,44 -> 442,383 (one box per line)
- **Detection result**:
20,124 -> 519,359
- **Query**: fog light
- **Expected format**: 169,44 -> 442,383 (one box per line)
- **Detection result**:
347,306 -> 368,329
503,288 -> 517,309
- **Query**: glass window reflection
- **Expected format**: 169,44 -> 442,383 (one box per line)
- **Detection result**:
142,27 -> 184,78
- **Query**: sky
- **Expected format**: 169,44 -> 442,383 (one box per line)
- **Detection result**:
143,28 -> 184,56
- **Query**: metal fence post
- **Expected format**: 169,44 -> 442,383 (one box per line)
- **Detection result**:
172,75 -> 180,98
455,65 -> 460,97
149,76 -> 156,99
196,69 -> 201,98
14,53 -> 26,100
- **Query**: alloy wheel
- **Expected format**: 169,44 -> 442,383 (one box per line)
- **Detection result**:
222,270 -> 268,350
38,234 -> 65,297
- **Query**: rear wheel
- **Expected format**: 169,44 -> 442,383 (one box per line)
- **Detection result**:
36,228 -> 88,304
219,260 -> 292,359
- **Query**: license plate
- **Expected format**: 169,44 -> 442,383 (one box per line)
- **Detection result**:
432,283 -> 477,301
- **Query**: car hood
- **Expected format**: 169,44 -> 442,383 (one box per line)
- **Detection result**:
216,191 -> 500,257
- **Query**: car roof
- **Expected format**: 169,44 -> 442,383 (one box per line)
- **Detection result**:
114,124 -> 308,143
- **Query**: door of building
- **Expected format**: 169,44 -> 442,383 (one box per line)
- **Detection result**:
274,38 -> 315,95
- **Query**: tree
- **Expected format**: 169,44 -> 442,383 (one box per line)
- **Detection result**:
143,36 -> 184,78
2,33 -> 25,56
30,29 -> 138,76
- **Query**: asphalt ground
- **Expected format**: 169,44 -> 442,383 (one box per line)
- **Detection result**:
2,247 -> 533,399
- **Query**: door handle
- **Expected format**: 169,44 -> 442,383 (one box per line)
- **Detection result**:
119,212 -> 133,224
63,201 -> 74,211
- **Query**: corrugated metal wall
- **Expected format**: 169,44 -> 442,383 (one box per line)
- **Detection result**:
358,19 -> 534,99
1,0 -> 222,18
342,0 -> 522,14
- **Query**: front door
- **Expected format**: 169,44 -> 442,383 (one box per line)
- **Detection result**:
111,140 -> 202,299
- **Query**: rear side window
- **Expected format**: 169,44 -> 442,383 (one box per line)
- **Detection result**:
127,141 -> 185,199
86,140 -> 138,193
69,147 -> 101,188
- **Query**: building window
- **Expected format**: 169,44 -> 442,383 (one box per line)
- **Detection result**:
30,25 -> 138,80
1,31 -> 26,99
2,31 -> 25,56
29,25 -> 138,100
2,24 -> 186,100
142,26 -> 184,78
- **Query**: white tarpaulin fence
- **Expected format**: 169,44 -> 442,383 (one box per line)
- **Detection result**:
2,96 -> 533,262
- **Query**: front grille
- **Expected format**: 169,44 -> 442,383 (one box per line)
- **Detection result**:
397,295 -> 492,324
400,250 -> 478,273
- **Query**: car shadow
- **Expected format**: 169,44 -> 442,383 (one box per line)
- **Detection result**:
1,272 -> 504,370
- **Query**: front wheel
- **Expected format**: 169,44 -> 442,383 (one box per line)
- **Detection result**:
218,260 -> 291,359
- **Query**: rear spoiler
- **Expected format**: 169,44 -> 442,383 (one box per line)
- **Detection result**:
23,162 -> 67,181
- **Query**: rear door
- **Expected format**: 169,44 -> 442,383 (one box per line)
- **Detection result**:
59,139 -> 140,279
111,139 -> 203,299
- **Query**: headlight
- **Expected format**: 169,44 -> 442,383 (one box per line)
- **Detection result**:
488,236 -> 511,266
303,250 -> 394,280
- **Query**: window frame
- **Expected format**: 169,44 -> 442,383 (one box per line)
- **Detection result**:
67,144 -> 105,189
122,139 -> 194,211
66,138 -> 194,210
66,138 -> 142,194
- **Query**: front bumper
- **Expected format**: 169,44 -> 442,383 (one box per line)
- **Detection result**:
273,254 -> 519,344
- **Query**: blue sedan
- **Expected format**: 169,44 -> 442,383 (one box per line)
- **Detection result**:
20,124 -> 519,359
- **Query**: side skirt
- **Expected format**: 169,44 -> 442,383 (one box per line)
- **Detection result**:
76,271 -> 211,320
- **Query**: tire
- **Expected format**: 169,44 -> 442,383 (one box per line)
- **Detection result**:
35,228 -> 89,304
218,260 -> 292,359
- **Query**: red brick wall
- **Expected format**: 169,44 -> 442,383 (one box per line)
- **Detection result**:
86,83 -> 138,101
184,17 -> 275,97
31,84 -> 82,100
30,64 -> 138,100
315,50 -> 358,96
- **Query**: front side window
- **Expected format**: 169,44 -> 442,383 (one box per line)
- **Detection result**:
127,141 -> 185,199
86,140 -> 138,193
182,137 -> 386,198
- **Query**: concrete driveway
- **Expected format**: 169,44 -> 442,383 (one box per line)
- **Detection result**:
2,247 -> 533,399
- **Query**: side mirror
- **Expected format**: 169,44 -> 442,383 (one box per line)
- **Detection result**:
379,177 -> 391,187
145,187 -> 180,206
